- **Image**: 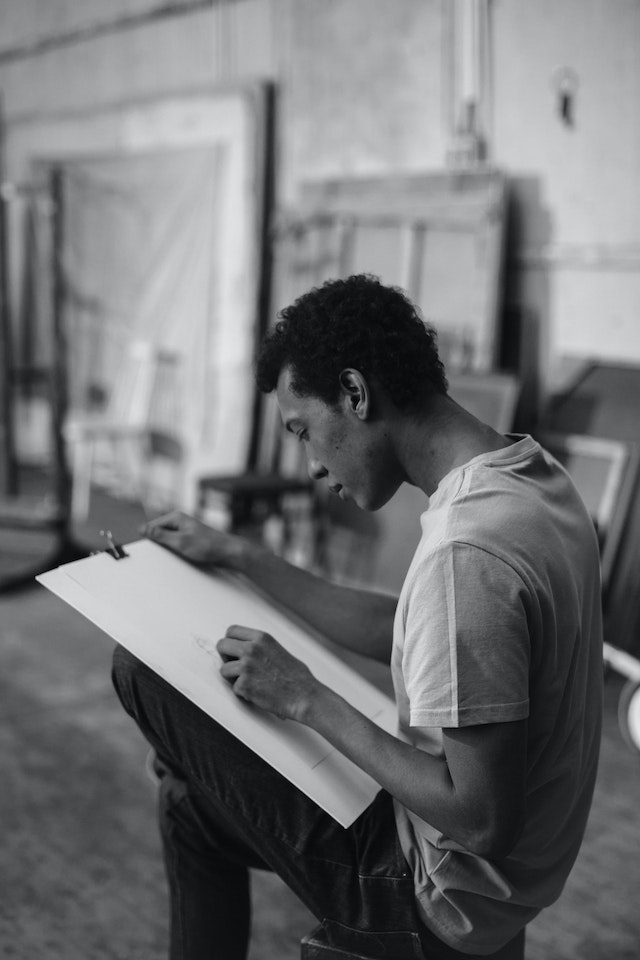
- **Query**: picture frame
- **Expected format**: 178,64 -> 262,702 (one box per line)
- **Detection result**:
447,371 -> 521,434
32,82 -> 273,508
536,431 -> 640,594
271,170 -> 507,375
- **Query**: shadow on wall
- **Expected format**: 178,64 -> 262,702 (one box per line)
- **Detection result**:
502,176 -> 553,428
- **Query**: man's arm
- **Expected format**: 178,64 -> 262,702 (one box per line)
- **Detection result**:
311,689 -> 527,859
146,512 -> 397,663
307,687 -> 527,859
219,627 -> 528,859
240,543 -> 397,663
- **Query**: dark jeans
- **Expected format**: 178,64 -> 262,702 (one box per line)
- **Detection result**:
111,646 -> 523,960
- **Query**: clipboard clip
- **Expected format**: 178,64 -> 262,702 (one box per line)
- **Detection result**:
99,529 -> 129,560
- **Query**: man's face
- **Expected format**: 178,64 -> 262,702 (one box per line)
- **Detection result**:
276,367 -> 400,511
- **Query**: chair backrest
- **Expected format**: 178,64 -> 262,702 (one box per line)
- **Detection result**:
107,338 -> 157,427
147,348 -> 183,435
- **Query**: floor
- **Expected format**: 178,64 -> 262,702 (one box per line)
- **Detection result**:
1,481 -> 640,959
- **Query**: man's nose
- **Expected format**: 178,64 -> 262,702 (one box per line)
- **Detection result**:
307,458 -> 327,481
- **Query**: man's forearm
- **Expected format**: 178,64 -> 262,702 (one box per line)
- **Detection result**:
300,683 -> 470,843
234,541 -> 396,663
216,596 -> 526,860
299,683 -> 523,860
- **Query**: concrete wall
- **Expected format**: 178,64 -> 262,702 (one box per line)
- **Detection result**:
491,0 -> 640,387
1,0 -> 638,397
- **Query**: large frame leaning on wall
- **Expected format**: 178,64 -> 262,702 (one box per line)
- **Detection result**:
537,431 -> 640,597
23,82 -> 273,512
260,169 -> 508,478
272,170 -> 507,374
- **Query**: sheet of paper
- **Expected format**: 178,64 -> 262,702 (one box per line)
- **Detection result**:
37,539 -> 398,826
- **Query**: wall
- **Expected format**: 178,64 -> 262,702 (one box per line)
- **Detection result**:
1,0 -> 638,404
276,0 -> 640,389
0,0 -> 446,310
491,0 -> 640,388
282,0 -> 445,194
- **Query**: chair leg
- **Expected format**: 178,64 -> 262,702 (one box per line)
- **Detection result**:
301,924 -> 526,960
70,439 -> 94,522
301,925 -> 372,960
122,432 -> 150,507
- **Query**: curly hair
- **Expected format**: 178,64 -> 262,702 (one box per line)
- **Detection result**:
255,274 -> 447,408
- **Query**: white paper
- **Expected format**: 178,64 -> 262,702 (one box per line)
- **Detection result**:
37,539 -> 397,826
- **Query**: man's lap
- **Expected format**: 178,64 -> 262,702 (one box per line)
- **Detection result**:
112,644 -> 479,959
111,648 -> 419,914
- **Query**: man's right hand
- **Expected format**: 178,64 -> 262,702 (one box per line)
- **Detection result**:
143,511 -> 247,571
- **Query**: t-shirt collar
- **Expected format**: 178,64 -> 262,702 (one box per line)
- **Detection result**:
428,434 -> 539,510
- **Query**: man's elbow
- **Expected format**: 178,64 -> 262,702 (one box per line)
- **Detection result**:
465,809 -> 525,860
468,828 -> 518,860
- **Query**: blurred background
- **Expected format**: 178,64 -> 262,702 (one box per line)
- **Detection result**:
0,2 -> 639,958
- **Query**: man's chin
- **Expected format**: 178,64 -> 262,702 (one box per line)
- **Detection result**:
353,491 -> 394,513
364,482 -> 404,512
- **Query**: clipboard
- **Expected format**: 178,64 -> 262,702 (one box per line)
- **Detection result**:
36,537 -> 397,827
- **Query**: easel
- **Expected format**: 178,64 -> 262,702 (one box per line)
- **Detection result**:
0,99 -> 16,498
0,162 -> 86,592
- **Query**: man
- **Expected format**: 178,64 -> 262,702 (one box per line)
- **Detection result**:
113,274 -> 603,959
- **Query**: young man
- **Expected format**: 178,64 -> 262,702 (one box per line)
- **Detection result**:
113,274 -> 603,959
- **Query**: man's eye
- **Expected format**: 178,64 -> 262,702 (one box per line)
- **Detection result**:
297,431 -> 308,443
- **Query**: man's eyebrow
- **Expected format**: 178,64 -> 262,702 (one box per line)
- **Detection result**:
284,418 -> 302,434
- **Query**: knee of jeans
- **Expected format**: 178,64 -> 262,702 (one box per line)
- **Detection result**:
111,644 -> 149,715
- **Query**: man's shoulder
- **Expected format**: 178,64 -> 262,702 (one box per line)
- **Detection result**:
411,447 -> 599,603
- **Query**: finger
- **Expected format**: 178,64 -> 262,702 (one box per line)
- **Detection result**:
217,635 -> 248,661
145,510 -> 187,535
145,515 -> 187,543
144,521 -> 173,540
220,659 -> 242,681
146,526 -> 180,546
224,624 -> 266,643
147,510 -> 194,532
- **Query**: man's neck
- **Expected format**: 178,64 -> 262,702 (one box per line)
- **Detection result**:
394,393 -> 513,497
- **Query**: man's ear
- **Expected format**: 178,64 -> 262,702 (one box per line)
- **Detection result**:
338,369 -> 370,419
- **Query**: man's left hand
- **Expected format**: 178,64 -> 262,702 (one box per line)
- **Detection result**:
217,626 -> 319,722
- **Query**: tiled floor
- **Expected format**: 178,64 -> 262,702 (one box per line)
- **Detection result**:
1,485 -> 639,958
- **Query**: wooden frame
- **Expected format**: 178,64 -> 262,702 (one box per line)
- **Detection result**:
30,83 -> 273,509
537,431 -> 640,594
447,371 -> 520,434
279,170 -> 507,373
260,170 -> 508,476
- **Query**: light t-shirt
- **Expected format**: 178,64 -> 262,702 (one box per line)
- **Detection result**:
391,435 -> 603,955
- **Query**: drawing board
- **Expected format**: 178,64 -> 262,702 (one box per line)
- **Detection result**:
37,539 -> 397,827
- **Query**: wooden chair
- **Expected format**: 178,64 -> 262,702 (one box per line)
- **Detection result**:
301,922 -> 526,959
63,338 -> 158,520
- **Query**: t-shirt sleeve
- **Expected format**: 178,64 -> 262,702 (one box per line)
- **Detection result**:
401,540 -> 531,728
